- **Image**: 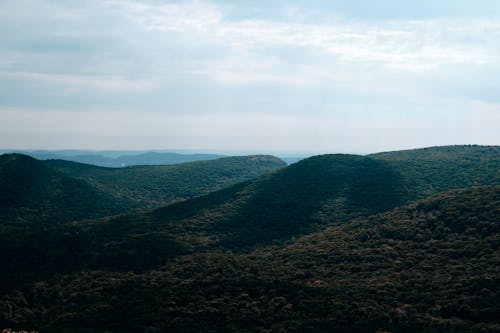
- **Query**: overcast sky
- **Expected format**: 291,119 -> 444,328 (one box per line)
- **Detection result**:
1,0 -> 499,154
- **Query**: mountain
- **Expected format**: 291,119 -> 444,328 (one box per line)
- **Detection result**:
0,145 -> 498,332
1,186 -> 498,332
71,146 -> 498,252
2,150 -> 225,167
0,154 -> 406,284
0,154 -> 286,225
370,145 -> 500,200
1,146 -> 497,287
0,153 -> 131,225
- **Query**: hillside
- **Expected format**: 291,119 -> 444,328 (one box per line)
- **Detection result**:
0,154 -> 409,279
77,147 -> 498,252
153,154 -> 409,248
370,145 -> 500,200
1,147 -> 498,290
1,186 -> 498,332
0,146 -> 498,331
0,154 -> 132,225
0,154 -> 286,225
46,155 -> 286,210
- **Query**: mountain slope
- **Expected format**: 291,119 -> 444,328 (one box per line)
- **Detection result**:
0,154 -> 407,286
2,186 -> 498,332
0,154 -> 132,224
148,185 -> 499,333
370,145 -> 500,200
0,154 -> 286,225
46,155 -> 286,209
2,146 -> 498,283
105,146 -> 499,251
0,146 -> 498,332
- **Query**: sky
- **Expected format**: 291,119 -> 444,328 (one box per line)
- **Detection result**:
1,0 -> 499,154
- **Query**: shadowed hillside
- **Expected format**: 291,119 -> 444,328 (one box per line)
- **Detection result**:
137,147 -> 499,250
0,154 -> 133,224
0,154 -> 408,287
213,154 -> 408,246
1,186 -> 498,332
0,154 -> 286,225
0,146 -> 498,332
2,146 -> 498,288
46,154 -> 286,210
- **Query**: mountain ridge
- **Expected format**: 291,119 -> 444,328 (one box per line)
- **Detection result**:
0,153 -> 286,225
0,150 -> 226,167
0,145 -> 498,332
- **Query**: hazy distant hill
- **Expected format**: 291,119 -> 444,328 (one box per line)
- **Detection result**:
0,154 -> 286,225
2,150 -> 225,167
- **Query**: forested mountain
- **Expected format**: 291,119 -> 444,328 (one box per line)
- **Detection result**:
0,154 -> 130,225
53,146 -> 497,252
1,186 -> 498,332
0,145 -> 498,332
0,154 -> 286,225
370,145 -> 500,200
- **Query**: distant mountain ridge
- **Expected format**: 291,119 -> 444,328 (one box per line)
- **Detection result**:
0,150 -> 225,167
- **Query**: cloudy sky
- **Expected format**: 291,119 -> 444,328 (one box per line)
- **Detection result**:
1,0 -> 499,154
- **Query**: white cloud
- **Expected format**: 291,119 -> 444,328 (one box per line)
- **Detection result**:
104,1 -> 500,78
0,0 -> 499,151
2,71 -> 154,91
103,0 -> 222,32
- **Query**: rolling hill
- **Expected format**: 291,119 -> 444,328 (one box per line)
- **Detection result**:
0,153 -> 286,225
79,146 -> 499,252
0,153 -> 130,225
0,145 -> 498,332
370,145 -> 500,200
1,146 -> 498,285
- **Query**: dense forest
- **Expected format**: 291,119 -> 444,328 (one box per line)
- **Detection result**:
0,154 -> 285,225
0,145 -> 498,332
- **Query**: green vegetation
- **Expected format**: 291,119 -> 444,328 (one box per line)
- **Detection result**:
370,145 -> 500,200
1,186 -> 498,332
0,145 -> 498,332
0,154 -> 131,225
0,153 -> 286,225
